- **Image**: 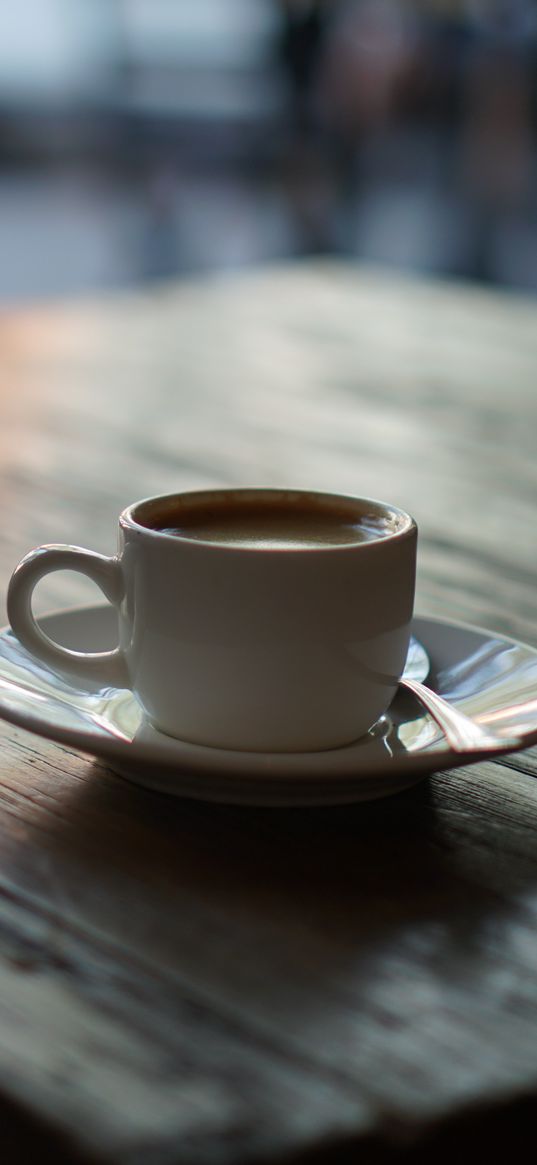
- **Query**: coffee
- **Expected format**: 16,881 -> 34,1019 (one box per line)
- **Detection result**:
8,487 -> 416,750
143,495 -> 397,550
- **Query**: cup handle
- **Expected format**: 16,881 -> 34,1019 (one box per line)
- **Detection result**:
7,544 -> 128,687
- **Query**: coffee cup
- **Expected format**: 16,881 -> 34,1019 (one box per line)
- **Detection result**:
7,488 -> 417,752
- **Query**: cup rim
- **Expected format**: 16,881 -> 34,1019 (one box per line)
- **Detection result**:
120,488 -> 417,553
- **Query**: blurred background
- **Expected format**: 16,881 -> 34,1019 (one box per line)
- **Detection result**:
1,0 -> 536,302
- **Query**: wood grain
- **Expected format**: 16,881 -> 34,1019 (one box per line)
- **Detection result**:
0,261 -> 537,1162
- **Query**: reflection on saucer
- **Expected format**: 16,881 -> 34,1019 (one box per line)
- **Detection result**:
0,606 -> 536,805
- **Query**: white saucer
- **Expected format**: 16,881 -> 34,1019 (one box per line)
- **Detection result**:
0,605 -> 536,806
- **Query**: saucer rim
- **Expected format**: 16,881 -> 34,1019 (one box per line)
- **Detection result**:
0,605 -> 536,784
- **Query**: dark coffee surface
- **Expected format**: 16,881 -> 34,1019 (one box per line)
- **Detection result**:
150,498 -> 392,549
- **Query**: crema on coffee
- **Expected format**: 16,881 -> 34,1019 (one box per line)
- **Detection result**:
141,493 -> 400,550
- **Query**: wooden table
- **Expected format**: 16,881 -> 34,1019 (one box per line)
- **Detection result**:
1,262 -> 537,1163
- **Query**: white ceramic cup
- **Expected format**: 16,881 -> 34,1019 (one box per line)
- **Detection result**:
7,488 -> 417,752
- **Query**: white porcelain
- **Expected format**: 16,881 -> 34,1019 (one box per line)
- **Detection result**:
0,605 -> 535,807
7,489 -> 417,752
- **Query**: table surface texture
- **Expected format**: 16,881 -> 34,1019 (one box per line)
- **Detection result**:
0,262 -> 537,1164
